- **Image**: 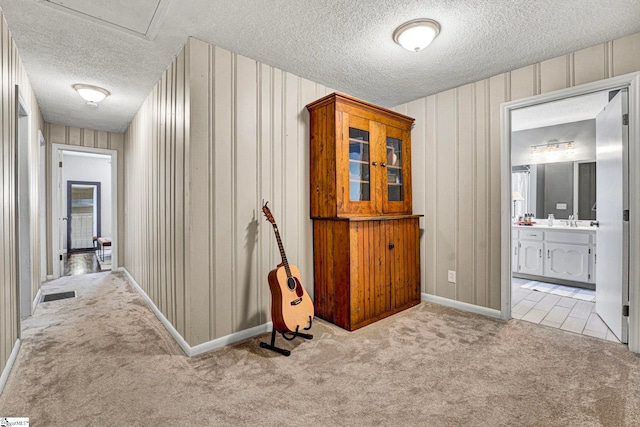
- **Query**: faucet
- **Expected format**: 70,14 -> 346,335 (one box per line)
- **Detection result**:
568,215 -> 578,227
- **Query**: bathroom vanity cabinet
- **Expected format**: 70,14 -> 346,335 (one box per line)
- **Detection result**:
513,226 -> 596,287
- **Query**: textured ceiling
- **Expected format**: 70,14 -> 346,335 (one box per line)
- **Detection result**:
1,0 -> 639,133
512,90 -> 611,132
44,0 -> 168,36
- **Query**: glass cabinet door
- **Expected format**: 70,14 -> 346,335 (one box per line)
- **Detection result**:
348,127 -> 371,202
382,126 -> 411,214
386,136 -> 403,202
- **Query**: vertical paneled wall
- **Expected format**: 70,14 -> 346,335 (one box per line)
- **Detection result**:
43,123 -> 125,275
394,32 -> 640,310
124,38 -> 333,347
1,10 -> 44,381
125,45 -> 188,342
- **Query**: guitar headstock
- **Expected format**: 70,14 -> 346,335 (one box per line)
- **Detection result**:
262,201 -> 276,224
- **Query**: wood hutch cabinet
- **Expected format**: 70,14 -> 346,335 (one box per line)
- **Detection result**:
306,93 -> 421,331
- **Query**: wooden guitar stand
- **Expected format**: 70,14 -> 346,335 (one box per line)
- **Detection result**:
260,317 -> 313,357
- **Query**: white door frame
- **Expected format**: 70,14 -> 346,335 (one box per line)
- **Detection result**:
500,72 -> 640,353
39,130 -> 47,283
16,88 -> 32,322
51,143 -> 118,278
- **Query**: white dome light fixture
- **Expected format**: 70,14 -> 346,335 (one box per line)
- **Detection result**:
73,84 -> 110,107
393,19 -> 441,52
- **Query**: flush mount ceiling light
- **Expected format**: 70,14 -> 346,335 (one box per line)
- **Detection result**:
393,18 -> 441,52
73,84 -> 110,107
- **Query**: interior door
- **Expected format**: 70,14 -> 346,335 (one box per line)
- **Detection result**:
67,183 -> 100,251
595,89 -> 629,343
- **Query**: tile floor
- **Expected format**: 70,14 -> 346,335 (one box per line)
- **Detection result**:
511,277 -> 620,343
63,251 -> 101,276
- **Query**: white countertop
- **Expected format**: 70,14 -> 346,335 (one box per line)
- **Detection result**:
513,222 -> 596,232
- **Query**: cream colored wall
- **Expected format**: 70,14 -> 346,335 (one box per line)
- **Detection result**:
124,37 -> 334,346
1,10 -> 44,380
43,123 -> 124,275
394,32 -> 640,310
124,44 -> 188,341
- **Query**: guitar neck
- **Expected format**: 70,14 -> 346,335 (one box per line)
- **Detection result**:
272,224 -> 292,278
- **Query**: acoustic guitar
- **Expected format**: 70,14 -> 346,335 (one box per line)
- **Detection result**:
262,202 -> 314,333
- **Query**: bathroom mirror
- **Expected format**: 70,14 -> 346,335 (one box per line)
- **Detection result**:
512,161 -> 596,220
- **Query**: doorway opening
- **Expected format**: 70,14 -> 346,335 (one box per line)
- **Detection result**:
64,180 -> 102,276
500,73 -> 640,353
51,146 -> 117,278
509,90 -> 615,341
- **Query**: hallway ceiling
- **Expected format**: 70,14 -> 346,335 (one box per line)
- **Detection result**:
1,0 -> 639,133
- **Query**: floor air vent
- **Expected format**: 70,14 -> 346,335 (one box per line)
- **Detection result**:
41,291 -> 76,302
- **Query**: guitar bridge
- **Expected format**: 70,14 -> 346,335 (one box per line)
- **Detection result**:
291,298 -> 302,306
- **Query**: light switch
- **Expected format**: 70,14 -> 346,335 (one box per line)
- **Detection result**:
447,270 -> 456,283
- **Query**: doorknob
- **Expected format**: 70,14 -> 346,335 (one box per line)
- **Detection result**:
590,220 -> 600,227
61,217 -> 68,221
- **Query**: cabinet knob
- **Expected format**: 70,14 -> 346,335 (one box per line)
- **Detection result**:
372,161 -> 378,166
388,243 -> 395,250
381,163 -> 386,167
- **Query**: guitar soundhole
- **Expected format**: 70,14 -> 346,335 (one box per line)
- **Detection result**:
287,277 -> 296,291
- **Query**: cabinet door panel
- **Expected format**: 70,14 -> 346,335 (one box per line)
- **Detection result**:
590,246 -> 596,283
339,114 -> 383,215
350,221 -> 391,327
518,241 -> 543,275
383,126 -> 412,214
391,218 -> 421,308
544,243 -> 590,282
391,219 -> 404,307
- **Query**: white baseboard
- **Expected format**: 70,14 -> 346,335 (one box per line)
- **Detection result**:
46,275 -> 53,281
421,293 -> 504,320
190,322 -> 272,357
32,288 -> 42,314
0,339 -> 21,396
122,268 -> 271,357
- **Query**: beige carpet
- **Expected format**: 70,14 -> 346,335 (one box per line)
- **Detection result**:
1,272 -> 639,426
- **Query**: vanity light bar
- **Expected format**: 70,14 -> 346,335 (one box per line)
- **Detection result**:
530,141 -> 575,156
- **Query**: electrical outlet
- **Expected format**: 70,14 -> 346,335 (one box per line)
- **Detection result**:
447,270 -> 456,283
